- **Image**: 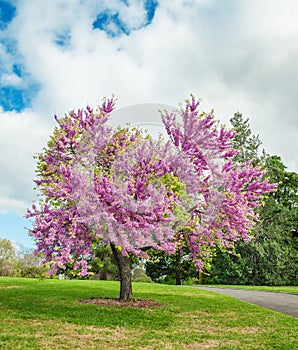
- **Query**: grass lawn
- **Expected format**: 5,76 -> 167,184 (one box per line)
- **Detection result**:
0,277 -> 297,349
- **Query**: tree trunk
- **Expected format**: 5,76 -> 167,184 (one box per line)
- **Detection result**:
175,249 -> 182,285
110,243 -> 132,301
99,270 -> 107,280
175,270 -> 182,285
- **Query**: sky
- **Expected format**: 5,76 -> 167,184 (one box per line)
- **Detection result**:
0,0 -> 297,247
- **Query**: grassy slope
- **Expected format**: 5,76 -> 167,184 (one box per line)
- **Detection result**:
0,277 -> 297,349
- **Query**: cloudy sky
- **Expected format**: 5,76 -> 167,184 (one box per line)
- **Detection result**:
0,0 -> 297,247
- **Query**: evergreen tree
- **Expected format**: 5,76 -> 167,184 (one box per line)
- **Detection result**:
145,247 -> 199,285
230,112 -> 262,164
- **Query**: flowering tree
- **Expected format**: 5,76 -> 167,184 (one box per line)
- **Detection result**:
27,96 -> 275,301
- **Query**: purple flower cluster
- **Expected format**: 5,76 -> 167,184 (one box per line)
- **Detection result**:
27,96 -> 275,275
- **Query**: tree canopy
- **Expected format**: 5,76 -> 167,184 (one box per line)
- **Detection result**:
27,96 -> 275,299
0,238 -> 16,276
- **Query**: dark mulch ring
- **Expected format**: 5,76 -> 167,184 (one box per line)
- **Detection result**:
78,297 -> 164,308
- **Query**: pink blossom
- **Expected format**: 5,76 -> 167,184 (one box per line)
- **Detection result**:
27,96 -> 276,275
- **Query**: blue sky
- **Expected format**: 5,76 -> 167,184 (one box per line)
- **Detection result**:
0,211 -> 33,246
0,0 -> 298,247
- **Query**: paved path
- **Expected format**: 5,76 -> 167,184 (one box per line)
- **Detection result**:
194,286 -> 298,318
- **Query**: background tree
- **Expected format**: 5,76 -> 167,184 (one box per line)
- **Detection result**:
18,252 -> 46,278
88,242 -> 119,280
132,260 -> 153,283
207,114 -> 298,285
0,238 -> 17,276
27,97 -> 274,300
145,247 -> 199,285
230,112 -> 263,164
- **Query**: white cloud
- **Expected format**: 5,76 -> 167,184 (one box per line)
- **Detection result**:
0,0 -> 298,218
0,108 -> 51,214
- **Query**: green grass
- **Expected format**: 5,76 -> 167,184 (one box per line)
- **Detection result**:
0,277 -> 297,349
201,285 -> 298,294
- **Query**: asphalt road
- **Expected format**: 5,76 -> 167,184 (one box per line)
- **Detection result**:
194,286 -> 298,318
